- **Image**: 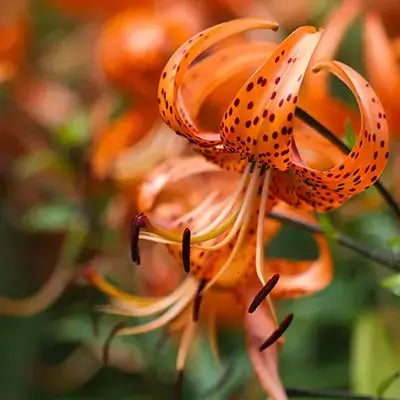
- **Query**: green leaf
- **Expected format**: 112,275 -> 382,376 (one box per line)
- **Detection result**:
381,274 -> 400,296
351,312 -> 400,397
57,111 -> 91,148
345,119 -> 357,148
316,213 -> 337,242
22,203 -> 79,232
388,236 -> 400,253
12,150 -> 59,179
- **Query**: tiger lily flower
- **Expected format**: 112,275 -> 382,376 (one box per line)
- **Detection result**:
85,155 -> 333,400
136,18 -> 388,291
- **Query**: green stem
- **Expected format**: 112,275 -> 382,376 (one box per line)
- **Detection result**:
286,387 -> 399,400
268,211 -> 400,273
295,107 -> 400,220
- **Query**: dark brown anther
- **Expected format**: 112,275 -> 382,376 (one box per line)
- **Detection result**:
130,213 -> 147,265
173,369 -> 184,400
193,279 -> 207,322
248,274 -> 280,313
259,313 -> 294,352
103,320 -> 127,366
182,228 -> 191,273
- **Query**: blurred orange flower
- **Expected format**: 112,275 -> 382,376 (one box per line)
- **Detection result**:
97,4 -> 204,98
0,2 -> 28,83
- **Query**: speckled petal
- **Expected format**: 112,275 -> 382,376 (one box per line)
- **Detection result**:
221,26 -> 322,170
274,61 -> 390,211
158,18 -> 278,146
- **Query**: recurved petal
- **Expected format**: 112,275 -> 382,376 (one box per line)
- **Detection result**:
182,41 -> 276,124
221,26 -> 322,171
275,61 -> 389,211
262,203 -> 333,298
266,236 -> 332,298
364,13 -> 400,134
158,18 -> 278,146
243,286 -> 287,400
302,0 -> 361,99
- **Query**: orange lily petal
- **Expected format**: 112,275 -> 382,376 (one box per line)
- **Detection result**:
158,18 -> 278,146
182,41 -> 276,124
265,204 -> 332,298
222,26 -> 322,171
243,286 -> 287,400
303,0 -> 361,99
91,108 -> 155,179
294,126 -> 345,169
272,60 -> 390,211
364,12 -> 400,134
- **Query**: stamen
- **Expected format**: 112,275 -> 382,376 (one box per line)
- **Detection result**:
171,191 -> 220,228
130,213 -> 147,265
199,165 -> 260,251
174,318 -> 196,399
97,277 -> 197,317
116,290 -> 195,336
103,320 -> 127,366
248,273 -> 280,313
259,313 -> 294,352
84,266 -> 159,306
193,279 -> 207,322
256,169 -> 271,285
194,163 -> 252,236
204,168 -> 261,290
182,228 -> 191,273
174,369 -> 184,400
139,164 -> 253,248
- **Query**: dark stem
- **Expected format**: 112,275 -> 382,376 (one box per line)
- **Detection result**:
286,386 -> 399,400
268,211 -> 400,272
295,107 -> 400,220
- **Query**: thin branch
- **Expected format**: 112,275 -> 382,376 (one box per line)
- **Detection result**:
268,211 -> 400,273
286,387 -> 399,400
295,107 -> 400,220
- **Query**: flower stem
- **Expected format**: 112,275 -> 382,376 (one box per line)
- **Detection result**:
268,211 -> 400,273
286,388 -> 398,400
286,387 -> 398,400
295,107 -> 400,220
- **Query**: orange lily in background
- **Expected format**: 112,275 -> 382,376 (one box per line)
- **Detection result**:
85,155 -> 333,400
363,12 -> 400,137
97,3 -> 204,98
0,1 -> 28,84
299,0 -> 362,137
301,0 -> 400,138
90,106 -> 187,218
91,3 -> 200,214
